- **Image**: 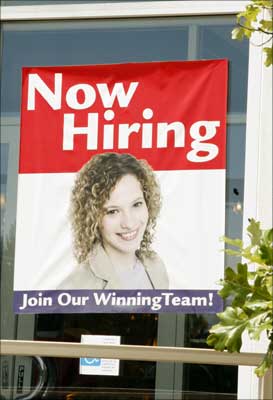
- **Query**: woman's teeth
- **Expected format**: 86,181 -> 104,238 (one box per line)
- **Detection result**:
118,230 -> 138,241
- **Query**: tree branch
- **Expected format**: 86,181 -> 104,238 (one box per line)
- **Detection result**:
237,22 -> 273,36
250,35 -> 273,46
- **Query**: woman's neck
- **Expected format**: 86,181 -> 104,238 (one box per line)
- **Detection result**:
103,245 -> 137,271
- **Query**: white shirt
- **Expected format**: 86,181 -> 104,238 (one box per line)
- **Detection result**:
113,259 -> 153,289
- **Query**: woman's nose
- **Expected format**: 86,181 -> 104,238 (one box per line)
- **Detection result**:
120,211 -> 135,229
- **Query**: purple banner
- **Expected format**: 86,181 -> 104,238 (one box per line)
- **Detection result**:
14,290 -> 223,314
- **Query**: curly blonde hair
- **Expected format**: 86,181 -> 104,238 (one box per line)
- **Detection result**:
70,152 -> 161,264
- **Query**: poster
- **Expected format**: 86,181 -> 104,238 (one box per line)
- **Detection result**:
14,59 -> 227,313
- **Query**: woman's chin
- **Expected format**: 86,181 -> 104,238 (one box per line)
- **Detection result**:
115,238 -> 142,255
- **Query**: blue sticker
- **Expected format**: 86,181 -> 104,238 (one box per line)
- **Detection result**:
80,358 -> 101,366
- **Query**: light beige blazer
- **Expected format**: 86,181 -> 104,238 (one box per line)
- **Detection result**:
58,244 -> 169,290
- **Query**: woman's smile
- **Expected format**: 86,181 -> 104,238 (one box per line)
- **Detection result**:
117,228 -> 139,241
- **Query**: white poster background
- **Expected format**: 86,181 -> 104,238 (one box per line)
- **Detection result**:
79,335 -> 120,376
14,169 -> 225,291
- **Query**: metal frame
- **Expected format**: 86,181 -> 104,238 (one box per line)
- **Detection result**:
0,340 -> 265,365
1,1 -> 248,21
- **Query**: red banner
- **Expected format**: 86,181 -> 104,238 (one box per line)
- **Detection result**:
19,60 -> 227,173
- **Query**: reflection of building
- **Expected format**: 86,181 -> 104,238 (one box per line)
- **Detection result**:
0,1 -> 272,400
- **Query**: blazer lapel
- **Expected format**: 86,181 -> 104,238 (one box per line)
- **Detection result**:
88,244 -> 121,289
143,253 -> 167,289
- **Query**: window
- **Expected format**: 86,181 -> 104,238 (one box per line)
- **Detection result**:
1,2 -> 271,399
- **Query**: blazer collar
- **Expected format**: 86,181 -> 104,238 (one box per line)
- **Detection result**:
142,254 -> 162,290
88,244 -> 120,289
87,244 -> 159,289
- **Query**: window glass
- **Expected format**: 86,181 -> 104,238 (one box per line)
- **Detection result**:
1,356 -> 237,400
0,15 -> 248,399
198,25 -> 249,113
2,20 -> 188,114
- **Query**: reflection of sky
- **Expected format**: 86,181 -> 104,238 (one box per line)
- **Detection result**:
1,22 -> 189,113
2,17 -> 248,115
226,124 -> 245,180
198,25 -> 249,113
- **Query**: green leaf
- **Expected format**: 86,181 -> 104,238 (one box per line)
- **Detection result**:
224,267 -> 237,280
218,265 -> 252,306
253,271 -> 272,297
264,228 -> 273,244
247,219 -> 262,245
245,299 -> 272,312
248,271 -> 256,279
265,277 -> 273,297
207,307 -> 248,352
224,263 -> 249,286
250,276 -> 272,301
221,236 -> 243,248
232,27 -> 246,40
248,312 -> 272,340
224,249 -> 242,256
244,28 -> 253,39
247,4 -> 260,17
259,244 -> 273,265
255,341 -> 273,377
260,19 -> 273,32
249,323 -> 272,341
237,263 -> 249,282
255,1 -> 273,8
264,47 -> 273,67
238,4 -> 260,27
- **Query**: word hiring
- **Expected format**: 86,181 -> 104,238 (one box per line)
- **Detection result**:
27,73 -> 221,162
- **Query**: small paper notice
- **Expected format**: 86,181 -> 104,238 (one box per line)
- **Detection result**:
79,335 -> 121,376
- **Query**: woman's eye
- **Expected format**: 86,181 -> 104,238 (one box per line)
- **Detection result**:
106,209 -> 118,215
133,201 -> 143,208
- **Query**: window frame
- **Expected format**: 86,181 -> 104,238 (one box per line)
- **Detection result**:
0,2 -> 272,400
1,1 -> 248,21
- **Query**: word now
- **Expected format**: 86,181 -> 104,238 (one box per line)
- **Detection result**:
27,73 -> 138,110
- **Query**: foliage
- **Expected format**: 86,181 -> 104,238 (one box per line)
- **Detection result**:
207,219 -> 273,377
232,0 -> 273,66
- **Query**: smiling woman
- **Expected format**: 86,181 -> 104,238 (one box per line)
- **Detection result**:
58,152 -> 169,290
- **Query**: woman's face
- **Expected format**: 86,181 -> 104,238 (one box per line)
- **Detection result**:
100,174 -> 149,257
